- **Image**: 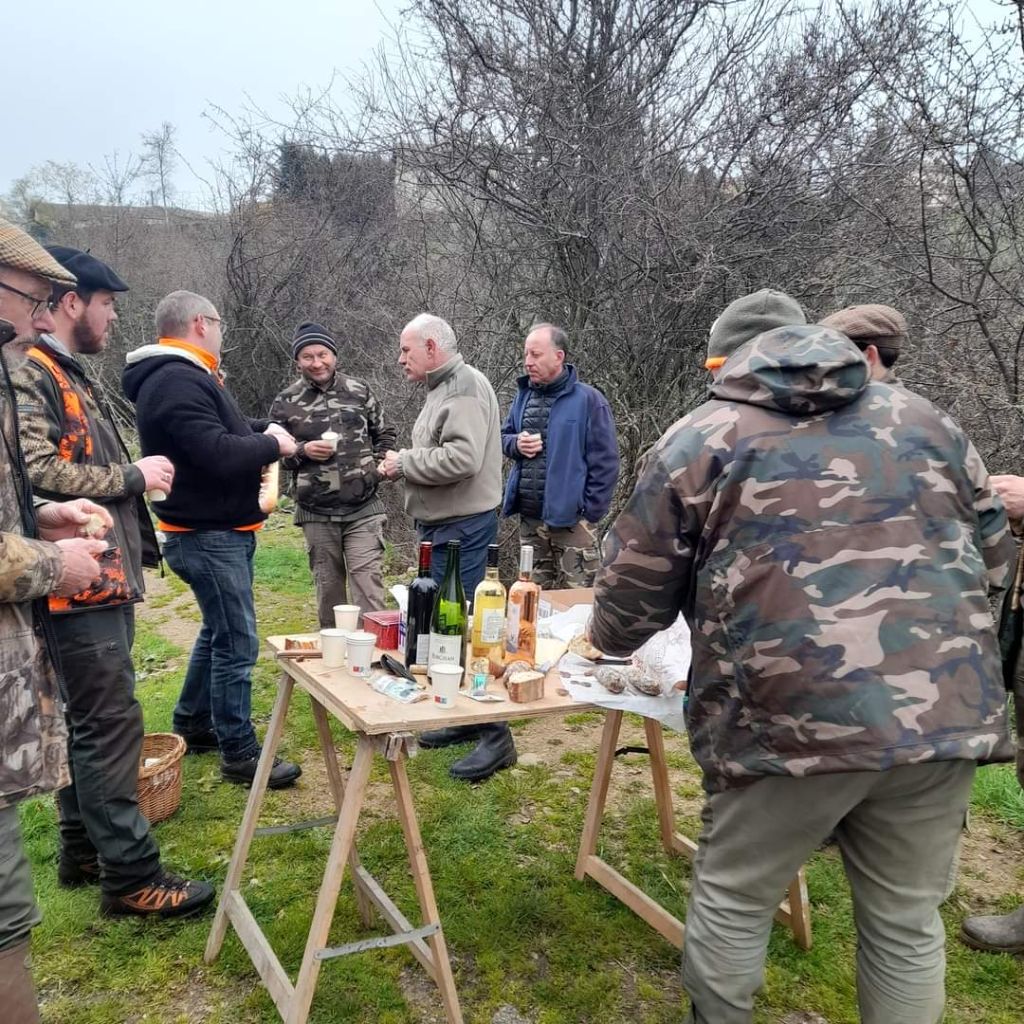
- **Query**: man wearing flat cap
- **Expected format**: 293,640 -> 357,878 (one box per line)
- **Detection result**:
269,321 -> 396,624
0,218 -> 119,1021
11,248 -> 213,920
818,303 -> 908,383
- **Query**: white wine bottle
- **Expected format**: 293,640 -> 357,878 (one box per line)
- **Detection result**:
470,544 -> 506,660
429,540 -> 467,667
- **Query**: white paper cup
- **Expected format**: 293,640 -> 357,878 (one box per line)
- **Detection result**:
146,489 -> 167,502
346,631 -> 377,677
320,628 -> 348,668
321,431 -> 339,452
429,664 -> 464,708
333,604 -> 360,631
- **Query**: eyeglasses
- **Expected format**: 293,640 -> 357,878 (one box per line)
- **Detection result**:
202,314 -> 227,331
0,280 -> 58,319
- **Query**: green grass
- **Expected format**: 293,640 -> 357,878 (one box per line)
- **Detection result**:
20,524 -> 1024,1023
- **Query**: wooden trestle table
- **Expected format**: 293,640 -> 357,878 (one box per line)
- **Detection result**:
204,636 -> 811,1024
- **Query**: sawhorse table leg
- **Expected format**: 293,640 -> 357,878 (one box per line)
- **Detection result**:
575,711 -> 812,951
205,672 -> 464,1024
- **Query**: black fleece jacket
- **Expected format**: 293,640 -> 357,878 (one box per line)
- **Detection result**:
122,350 -> 279,530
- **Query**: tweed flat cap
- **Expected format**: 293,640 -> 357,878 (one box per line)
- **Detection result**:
0,218 -> 77,285
819,304 -> 908,352
46,246 -> 128,293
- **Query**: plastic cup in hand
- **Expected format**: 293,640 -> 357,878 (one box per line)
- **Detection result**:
146,489 -> 167,503
429,664 -> 464,708
321,430 -> 339,452
333,604 -> 360,631
346,631 -> 377,677
320,628 -> 348,668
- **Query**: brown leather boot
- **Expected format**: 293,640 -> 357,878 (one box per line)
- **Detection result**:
0,940 -> 41,1024
960,905 -> 1024,954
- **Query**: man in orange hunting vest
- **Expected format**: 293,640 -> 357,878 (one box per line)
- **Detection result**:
11,247 -> 213,919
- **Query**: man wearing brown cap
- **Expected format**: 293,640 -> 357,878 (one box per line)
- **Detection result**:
818,303 -> 908,383
12,248 -> 213,919
0,218 -> 116,1022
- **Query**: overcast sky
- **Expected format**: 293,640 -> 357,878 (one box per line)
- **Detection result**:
3,0 -> 1011,206
2,0 -> 403,204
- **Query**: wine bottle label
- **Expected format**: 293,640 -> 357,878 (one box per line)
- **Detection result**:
429,633 -> 462,666
415,635 -> 431,665
478,608 -> 504,644
506,602 -> 521,653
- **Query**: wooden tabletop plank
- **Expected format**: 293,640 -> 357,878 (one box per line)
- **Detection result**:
267,635 -> 594,735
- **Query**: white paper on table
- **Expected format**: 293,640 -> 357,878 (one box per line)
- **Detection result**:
390,584 -> 409,615
558,651 -> 688,733
537,603 -> 593,642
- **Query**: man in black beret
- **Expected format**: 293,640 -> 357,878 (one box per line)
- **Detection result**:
11,247 -> 214,919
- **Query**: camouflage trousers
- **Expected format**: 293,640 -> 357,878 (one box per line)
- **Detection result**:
0,805 -> 39,951
302,514 -> 387,627
519,517 -> 600,590
682,760 -> 976,1024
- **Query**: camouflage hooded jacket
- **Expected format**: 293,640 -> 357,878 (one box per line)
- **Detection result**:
0,375 -> 70,809
269,370 -> 396,519
590,326 -> 1015,792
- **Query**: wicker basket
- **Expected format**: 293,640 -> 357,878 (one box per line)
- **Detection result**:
137,733 -> 186,825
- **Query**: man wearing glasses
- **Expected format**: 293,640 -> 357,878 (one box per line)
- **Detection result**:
0,218 -> 116,1021
122,291 -> 303,789
12,249 -> 213,919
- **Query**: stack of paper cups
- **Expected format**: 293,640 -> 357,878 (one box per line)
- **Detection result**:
346,631 -> 376,677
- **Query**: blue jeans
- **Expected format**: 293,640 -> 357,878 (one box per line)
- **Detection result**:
417,510 -> 498,595
163,530 -> 260,762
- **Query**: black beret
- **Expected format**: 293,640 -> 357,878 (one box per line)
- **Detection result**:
45,245 -> 128,293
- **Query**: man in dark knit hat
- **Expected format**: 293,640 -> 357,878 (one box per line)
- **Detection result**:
819,303 -> 908,383
269,322 -> 396,624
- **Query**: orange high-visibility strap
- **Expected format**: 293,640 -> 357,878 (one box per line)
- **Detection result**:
28,345 -> 131,611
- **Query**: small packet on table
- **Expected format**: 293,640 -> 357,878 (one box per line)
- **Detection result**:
370,673 -> 429,704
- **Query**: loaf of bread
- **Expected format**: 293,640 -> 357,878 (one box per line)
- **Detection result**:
569,633 -> 603,661
259,462 -> 279,514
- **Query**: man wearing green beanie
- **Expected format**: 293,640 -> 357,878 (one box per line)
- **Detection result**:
704,288 -> 806,373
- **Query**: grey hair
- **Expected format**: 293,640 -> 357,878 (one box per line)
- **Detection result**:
404,313 -> 458,352
155,290 -> 217,339
528,322 -> 569,356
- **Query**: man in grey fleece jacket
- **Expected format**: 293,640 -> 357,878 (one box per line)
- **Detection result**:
379,313 -> 516,780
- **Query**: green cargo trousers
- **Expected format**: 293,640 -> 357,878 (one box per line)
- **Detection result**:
682,760 -> 976,1024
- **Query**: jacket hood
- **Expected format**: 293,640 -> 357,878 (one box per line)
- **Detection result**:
122,345 -> 210,402
710,324 -> 869,415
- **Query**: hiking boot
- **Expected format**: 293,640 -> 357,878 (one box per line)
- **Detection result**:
960,905 -> 1024,954
449,724 -> 517,782
221,755 -> 302,789
57,852 -> 100,889
178,728 -> 220,754
100,870 -> 215,918
418,724 -> 487,749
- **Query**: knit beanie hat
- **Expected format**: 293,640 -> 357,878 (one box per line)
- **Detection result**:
706,289 -> 806,369
292,322 -> 337,359
818,304 -> 907,358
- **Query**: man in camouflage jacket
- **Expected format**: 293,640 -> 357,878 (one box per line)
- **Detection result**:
269,321 -> 396,625
590,293 -> 1015,1024
12,247 -> 212,919
0,218 -> 113,1023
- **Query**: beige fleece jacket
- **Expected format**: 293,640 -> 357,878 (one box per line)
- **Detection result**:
398,355 -> 502,523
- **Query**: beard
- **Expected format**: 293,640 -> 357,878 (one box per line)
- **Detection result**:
72,315 -> 106,354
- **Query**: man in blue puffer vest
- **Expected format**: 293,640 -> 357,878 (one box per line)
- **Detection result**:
501,324 -> 619,589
